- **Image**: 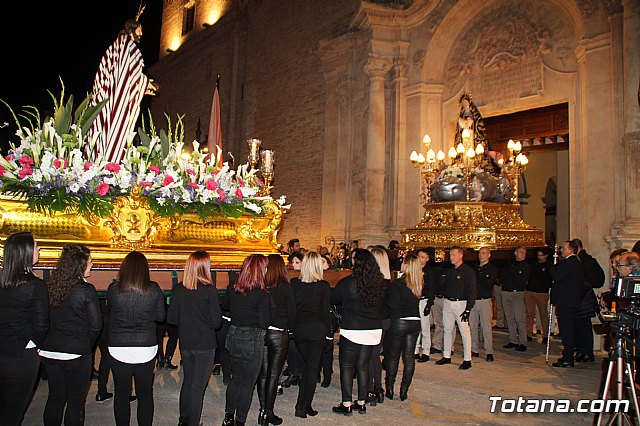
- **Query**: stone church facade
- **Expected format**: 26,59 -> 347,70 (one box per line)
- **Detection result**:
150,0 -> 639,265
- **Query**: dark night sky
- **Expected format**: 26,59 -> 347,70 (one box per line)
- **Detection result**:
0,0 -> 163,146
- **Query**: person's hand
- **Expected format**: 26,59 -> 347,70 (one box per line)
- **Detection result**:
460,310 -> 470,322
145,79 -> 159,95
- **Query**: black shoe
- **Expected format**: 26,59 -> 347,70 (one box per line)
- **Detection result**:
306,406 -> 318,417
282,367 -> 290,376
414,353 -> 420,360
222,412 -> 235,426
459,361 -> 472,370
276,383 -> 283,395
178,416 -> 190,426
385,388 -> 394,400
417,354 -> 429,363
366,391 -> 377,407
435,357 -> 451,365
95,392 -> 113,403
352,401 -> 366,414
471,352 -> 479,358
269,413 -> 283,425
552,360 -> 574,368
575,353 -> 595,362
486,354 -> 494,362
515,345 -> 527,352
527,335 -> 533,342
258,409 -> 267,426
375,387 -> 385,404
164,356 -> 178,370
332,403 -> 352,416
542,337 -> 548,345
212,364 -> 221,375
156,356 -> 164,369
130,395 -> 137,403
503,342 -> 517,349
399,387 -> 408,401
430,346 -> 441,354
282,375 -> 299,388
321,376 -> 331,388
294,406 -> 307,419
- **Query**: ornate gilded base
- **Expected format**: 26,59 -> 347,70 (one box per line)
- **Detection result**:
0,190 -> 284,268
401,201 -> 544,250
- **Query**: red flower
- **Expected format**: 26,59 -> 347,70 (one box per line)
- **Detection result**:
186,169 -> 196,176
0,165 -> 6,177
149,165 -> 160,174
187,182 -> 199,189
255,178 -> 264,186
140,181 -> 153,187
19,166 -> 33,179
237,177 -> 245,187
206,179 -> 217,191
235,188 -> 243,198
217,189 -> 226,201
83,161 -> 92,171
5,154 -> 15,161
53,158 -> 65,169
97,183 -> 110,196
18,156 -> 34,166
162,175 -> 175,186
105,163 -> 121,173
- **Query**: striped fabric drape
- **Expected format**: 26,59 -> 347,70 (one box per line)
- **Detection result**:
89,34 -> 148,163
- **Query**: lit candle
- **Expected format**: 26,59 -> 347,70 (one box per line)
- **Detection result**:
417,153 -> 426,164
466,147 -> 475,158
448,147 -> 457,159
410,151 -> 419,162
507,139 -> 515,151
461,128 -> 471,140
436,150 -> 445,161
456,143 -> 465,154
514,141 -> 522,152
427,149 -> 436,162
247,138 -> 261,157
475,144 -> 484,155
423,134 -> 431,146
521,154 -> 529,165
261,150 -> 275,173
515,153 -> 523,164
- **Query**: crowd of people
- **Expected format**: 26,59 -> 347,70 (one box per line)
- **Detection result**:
1,230 -> 639,425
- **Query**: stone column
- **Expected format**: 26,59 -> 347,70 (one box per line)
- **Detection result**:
388,57 -> 408,236
362,54 -> 392,244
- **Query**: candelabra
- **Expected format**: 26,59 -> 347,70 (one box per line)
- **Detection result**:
247,138 -> 262,169
503,139 -> 529,204
259,150 -> 275,196
409,134 -> 446,204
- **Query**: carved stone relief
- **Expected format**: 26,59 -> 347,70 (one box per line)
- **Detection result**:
576,0 -> 599,16
413,49 -> 426,69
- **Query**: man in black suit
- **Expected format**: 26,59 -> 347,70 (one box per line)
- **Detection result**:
550,240 -> 585,367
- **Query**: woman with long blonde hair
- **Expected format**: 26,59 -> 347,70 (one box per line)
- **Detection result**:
383,254 -> 423,401
167,251 -> 222,426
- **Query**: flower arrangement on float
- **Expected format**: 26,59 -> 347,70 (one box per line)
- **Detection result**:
0,85 -> 287,221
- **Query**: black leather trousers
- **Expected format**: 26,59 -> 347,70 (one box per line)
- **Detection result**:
384,319 -> 421,391
257,329 -> 289,412
339,336 -> 375,402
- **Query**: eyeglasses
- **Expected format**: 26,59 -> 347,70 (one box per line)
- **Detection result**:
618,264 -> 631,267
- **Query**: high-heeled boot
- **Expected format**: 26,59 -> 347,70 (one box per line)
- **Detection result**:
164,355 -> 178,370
399,386 -> 409,401
375,387 -> 385,404
258,409 -> 268,426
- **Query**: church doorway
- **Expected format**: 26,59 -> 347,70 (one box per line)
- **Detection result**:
485,103 -> 570,246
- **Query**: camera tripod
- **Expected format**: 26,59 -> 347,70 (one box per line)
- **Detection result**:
596,328 -> 640,426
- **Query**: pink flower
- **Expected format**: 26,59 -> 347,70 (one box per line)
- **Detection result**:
237,177 -> 245,187
18,156 -> 34,166
97,182 -> 110,196
0,165 -> 5,177
186,169 -> 196,176
162,176 -> 175,186
235,188 -> 243,198
140,181 -> 153,187
53,158 -> 65,169
19,166 -> 33,179
217,189 -> 226,201
255,178 -> 264,186
83,161 -> 92,171
149,165 -> 160,174
5,154 -> 15,161
105,163 -> 121,173
187,182 -> 199,189
205,179 -> 217,191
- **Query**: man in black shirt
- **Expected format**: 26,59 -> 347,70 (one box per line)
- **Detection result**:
471,247 -> 497,362
435,246 -> 476,370
526,248 -> 552,344
500,246 -> 530,352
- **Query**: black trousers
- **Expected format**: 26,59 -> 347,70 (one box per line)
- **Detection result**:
156,322 -> 178,360
257,330 -> 289,413
111,357 -> 155,426
0,348 -> 40,425
295,339 -> 324,411
286,340 -> 303,376
215,319 -> 231,381
179,349 -> 216,425
43,355 -> 92,426
556,305 -> 578,363
96,329 -> 111,395
339,336 -> 375,403
384,319 -> 421,391
318,337 -> 334,380
576,317 -> 594,356
225,326 -> 265,423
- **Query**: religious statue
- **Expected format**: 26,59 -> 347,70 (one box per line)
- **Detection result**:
88,4 -> 159,164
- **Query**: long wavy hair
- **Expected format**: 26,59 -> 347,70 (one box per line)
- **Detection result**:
183,250 -> 213,290
352,248 -> 387,306
234,254 -> 267,295
0,232 -> 37,289
47,244 -> 91,309
402,254 -> 424,298
117,251 -> 151,294
265,254 -> 289,289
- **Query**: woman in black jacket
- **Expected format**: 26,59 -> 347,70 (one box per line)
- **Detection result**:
332,249 -> 387,415
291,251 -> 331,418
257,254 -> 296,425
222,254 -> 271,426
383,254 -> 423,401
0,232 -> 48,425
107,251 -> 165,426
40,244 -> 102,425
168,250 -> 222,426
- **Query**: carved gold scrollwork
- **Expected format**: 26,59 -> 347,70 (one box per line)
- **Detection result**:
237,201 -> 284,251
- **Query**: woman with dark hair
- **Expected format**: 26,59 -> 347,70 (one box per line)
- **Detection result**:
332,248 -> 388,415
257,254 -> 295,425
0,232 -> 48,424
222,254 -> 271,426
168,250 -> 222,426
383,254 -> 423,401
287,252 -> 303,271
107,251 -> 165,426
282,251 -> 304,388
40,244 -> 102,425
291,251 -> 331,418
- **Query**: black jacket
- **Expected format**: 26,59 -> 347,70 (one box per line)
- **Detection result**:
443,263 -> 477,311
107,281 -> 165,347
578,250 -> 605,289
421,266 -> 438,309
0,276 -> 49,357
291,278 -> 331,341
41,281 -> 102,355
331,275 -> 385,331
222,283 -> 271,329
527,261 -> 553,293
475,262 -> 499,299
386,278 -> 421,319
500,260 -> 531,292
267,280 -> 296,331
167,282 -> 222,350
551,255 -> 585,308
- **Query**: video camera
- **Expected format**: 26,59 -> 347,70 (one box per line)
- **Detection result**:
599,276 -> 640,338
614,276 -> 640,300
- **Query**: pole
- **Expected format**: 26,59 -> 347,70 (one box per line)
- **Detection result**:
546,244 -> 559,364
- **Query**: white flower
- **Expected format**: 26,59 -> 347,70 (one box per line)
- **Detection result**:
157,198 -> 166,206
31,170 -> 43,183
243,201 -> 262,214
69,183 -> 81,193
